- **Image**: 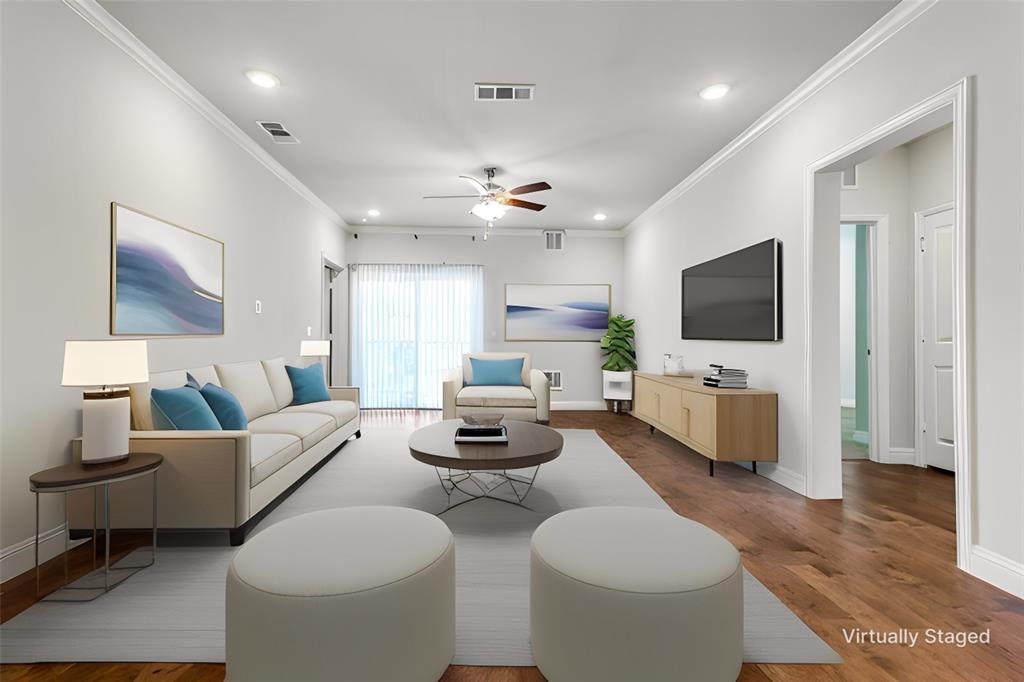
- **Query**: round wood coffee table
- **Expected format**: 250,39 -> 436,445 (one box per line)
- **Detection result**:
409,420 -> 563,511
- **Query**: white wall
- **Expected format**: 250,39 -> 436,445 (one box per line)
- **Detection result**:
623,0 -> 1023,591
347,231 -> 624,407
0,2 -> 346,579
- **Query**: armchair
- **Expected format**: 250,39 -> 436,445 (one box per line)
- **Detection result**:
443,352 -> 550,423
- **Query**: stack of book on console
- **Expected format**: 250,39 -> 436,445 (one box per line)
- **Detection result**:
703,364 -> 748,389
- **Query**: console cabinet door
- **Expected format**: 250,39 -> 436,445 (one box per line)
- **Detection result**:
681,390 -> 716,451
634,377 -> 659,423
657,386 -> 684,433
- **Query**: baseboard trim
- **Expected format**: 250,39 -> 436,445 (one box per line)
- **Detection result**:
757,463 -> 806,496
551,401 -> 607,411
887,447 -> 917,465
0,523 -> 82,583
970,545 -> 1024,599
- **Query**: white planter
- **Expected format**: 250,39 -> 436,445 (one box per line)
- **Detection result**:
602,370 -> 634,401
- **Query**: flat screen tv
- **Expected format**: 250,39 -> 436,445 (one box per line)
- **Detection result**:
681,239 -> 782,341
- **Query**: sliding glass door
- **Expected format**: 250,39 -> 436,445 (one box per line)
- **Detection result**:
350,264 -> 483,408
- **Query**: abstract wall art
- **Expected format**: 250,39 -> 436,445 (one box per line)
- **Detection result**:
505,283 -> 610,341
111,203 -> 224,335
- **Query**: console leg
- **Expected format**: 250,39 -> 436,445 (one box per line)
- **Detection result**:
752,461 -> 758,474
709,460 -> 715,477
229,528 -> 246,546
649,425 -> 655,434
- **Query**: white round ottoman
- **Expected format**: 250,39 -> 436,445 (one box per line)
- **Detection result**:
226,506 -> 455,682
530,506 -> 742,682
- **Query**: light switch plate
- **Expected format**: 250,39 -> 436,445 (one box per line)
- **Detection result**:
255,300 -> 262,314
306,326 -> 312,337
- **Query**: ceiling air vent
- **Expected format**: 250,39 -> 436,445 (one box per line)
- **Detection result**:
475,83 -> 534,101
257,121 -> 300,144
543,230 -> 565,251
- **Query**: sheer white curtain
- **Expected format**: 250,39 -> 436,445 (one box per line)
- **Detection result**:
350,264 -> 483,408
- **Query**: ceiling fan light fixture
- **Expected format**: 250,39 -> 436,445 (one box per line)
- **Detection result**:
470,200 -> 508,222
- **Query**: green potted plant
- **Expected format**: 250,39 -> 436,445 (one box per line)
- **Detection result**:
601,314 -> 637,412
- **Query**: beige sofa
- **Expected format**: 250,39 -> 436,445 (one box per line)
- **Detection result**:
442,352 -> 551,423
70,357 -> 360,544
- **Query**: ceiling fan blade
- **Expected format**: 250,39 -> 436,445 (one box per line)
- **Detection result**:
423,195 -> 481,199
504,198 -> 546,211
508,181 -> 551,196
458,175 -> 489,195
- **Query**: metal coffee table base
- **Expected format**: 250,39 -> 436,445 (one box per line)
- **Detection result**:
435,466 -> 541,512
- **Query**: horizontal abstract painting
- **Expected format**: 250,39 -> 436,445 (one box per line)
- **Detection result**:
111,203 -> 224,335
505,284 -> 610,341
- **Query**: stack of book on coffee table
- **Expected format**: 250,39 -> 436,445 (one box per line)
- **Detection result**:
703,364 -> 748,389
454,414 -> 510,443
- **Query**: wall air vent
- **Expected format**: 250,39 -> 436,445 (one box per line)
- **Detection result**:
475,83 -> 535,101
542,370 -> 563,391
543,230 -> 565,251
257,121 -> 300,144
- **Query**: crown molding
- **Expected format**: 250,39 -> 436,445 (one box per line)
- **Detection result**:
62,0 -> 347,231
622,0 -> 937,235
351,225 -> 626,239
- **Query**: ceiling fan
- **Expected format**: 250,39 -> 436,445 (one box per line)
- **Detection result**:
423,168 -> 551,223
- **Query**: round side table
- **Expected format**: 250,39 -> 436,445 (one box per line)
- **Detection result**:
30,452 -> 162,601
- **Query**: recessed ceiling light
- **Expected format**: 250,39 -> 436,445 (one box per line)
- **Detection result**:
367,209 -> 381,217
246,70 -> 280,89
593,213 -> 607,221
699,83 -> 730,101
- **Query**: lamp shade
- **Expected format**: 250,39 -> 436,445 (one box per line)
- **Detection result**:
62,340 -> 149,387
300,340 -> 331,357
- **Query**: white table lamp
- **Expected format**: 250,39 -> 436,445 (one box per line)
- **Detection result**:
62,340 -> 149,463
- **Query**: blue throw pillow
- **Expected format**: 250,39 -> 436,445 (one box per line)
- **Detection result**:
200,383 -> 248,430
468,358 -> 524,386
286,364 -> 331,405
151,386 -> 221,431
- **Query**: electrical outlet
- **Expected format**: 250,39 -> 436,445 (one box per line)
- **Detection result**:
255,300 -> 262,314
306,326 -> 312,337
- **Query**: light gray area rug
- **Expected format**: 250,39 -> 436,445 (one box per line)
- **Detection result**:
1,426 -> 840,665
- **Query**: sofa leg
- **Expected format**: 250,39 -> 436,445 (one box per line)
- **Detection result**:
354,429 -> 362,439
229,528 -> 246,546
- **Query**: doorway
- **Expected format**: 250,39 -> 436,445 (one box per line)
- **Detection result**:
806,78 -> 970,570
839,222 -> 871,460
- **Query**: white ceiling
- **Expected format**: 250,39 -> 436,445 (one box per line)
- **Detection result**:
102,0 -> 897,231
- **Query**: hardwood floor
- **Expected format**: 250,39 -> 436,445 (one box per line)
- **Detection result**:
3,410 -> 1022,681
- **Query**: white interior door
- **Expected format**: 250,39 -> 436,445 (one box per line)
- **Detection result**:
919,206 -> 955,471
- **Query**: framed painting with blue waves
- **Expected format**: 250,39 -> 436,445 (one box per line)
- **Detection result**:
111,203 -> 224,335
505,284 -> 610,341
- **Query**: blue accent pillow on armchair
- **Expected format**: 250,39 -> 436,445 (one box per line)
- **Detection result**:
469,358 -> 524,386
286,364 -> 331,405
200,383 -> 248,430
151,386 -> 221,431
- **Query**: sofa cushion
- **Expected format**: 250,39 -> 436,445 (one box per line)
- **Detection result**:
200,383 -> 248,430
456,385 -> 537,408
250,434 -> 303,487
150,386 -> 222,430
462,352 -> 530,386
468,357 -> 525,386
248,412 -> 336,450
130,365 -> 221,430
261,357 -> 294,410
215,362 -> 278,421
286,364 -> 331,405
281,400 -> 358,429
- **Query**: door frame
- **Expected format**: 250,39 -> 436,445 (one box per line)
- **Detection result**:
840,215 -> 891,465
321,254 -> 345,385
914,202 -> 956,469
804,78 -> 972,570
